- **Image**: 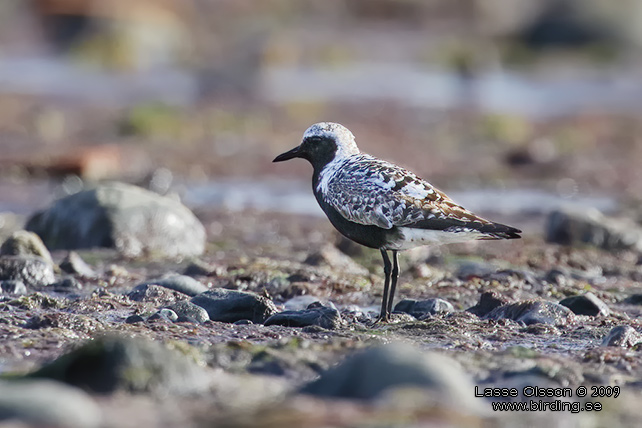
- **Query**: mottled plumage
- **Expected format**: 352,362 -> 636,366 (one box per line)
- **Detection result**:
274,122 -> 521,322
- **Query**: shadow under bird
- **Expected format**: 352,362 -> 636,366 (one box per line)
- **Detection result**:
274,122 -> 521,322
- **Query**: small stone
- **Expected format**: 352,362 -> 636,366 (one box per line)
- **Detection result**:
0,379 -> 101,428
183,259 -> 224,277
191,288 -> 278,324
127,284 -> 187,306
300,343 -> 482,412
467,291 -> 511,317
546,207 -> 642,252
544,268 -> 570,286
456,261 -> 497,279
560,292 -> 610,316
0,230 -> 53,265
394,298 -> 454,319
283,295 -> 330,311
136,274 -> 207,297
148,308 -> 178,322
52,277 -> 83,292
485,300 -> 575,326
234,319 -> 253,325
623,294 -> 642,305
30,335 -> 209,394
125,315 -> 145,324
264,303 -> 343,329
167,300 -> 210,324
601,326 -> 642,347
59,251 -> 96,278
0,255 -> 56,288
1,279 -> 27,295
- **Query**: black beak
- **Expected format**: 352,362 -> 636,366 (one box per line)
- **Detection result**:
273,146 -> 302,162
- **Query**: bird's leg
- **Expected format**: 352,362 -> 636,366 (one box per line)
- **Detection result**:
386,250 -> 399,316
376,249 -> 392,323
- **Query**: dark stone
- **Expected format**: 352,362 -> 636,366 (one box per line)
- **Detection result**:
467,291 -> 511,317
0,230 -> 53,264
394,298 -> 454,319
623,294 -> 642,305
601,326 -> 642,347
125,315 -> 145,324
136,275 -> 207,297
29,336 -> 208,394
264,303 -> 342,329
486,300 -> 575,326
0,379 -> 101,428
545,207 -> 642,252
233,319 -> 253,325
0,255 -> 55,288
300,344 -> 479,410
167,300 -> 210,324
0,280 -> 27,295
456,261 -> 497,279
183,259 -> 224,277
52,277 -> 83,292
148,308 -> 178,322
191,288 -> 278,324
25,182 -> 206,258
560,292 -> 610,316
59,251 -> 96,278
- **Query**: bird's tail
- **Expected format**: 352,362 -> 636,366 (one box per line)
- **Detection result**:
476,222 -> 522,240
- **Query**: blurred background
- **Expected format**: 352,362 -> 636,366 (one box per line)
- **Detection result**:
1,0 -> 641,229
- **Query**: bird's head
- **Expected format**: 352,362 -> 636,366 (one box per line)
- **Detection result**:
273,122 -> 360,169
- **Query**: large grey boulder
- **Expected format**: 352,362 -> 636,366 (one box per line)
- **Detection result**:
26,182 -> 205,258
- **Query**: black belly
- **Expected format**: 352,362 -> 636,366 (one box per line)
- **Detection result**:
316,195 -> 398,249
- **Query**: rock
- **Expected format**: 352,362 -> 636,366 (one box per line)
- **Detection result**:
51,277 -> 83,292
264,303 -> 342,329
167,300 -> 210,324
467,291 -> 511,317
544,268 -> 570,286
0,230 -> 53,264
545,207 -> 642,252
0,255 -> 56,288
59,251 -> 97,278
191,288 -> 278,324
30,335 -> 209,394
136,275 -> 207,297
456,261 -> 497,279
183,259 -> 225,277
624,294 -> 642,305
485,300 -> 575,326
25,182 -> 206,258
148,308 -> 178,322
0,279 -> 27,295
304,244 -> 368,275
601,326 -> 642,347
283,295 -> 333,311
559,292 -> 610,316
127,284 -> 188,306
301,343 -> 481,411
0,379 -> 101,428
125,314 -> 144,324
394,298 -> 454,318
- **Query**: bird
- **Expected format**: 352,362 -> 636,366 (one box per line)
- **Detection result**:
273,122 -> 521,322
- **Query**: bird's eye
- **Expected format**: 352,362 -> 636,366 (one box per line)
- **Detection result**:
307,136 -> 322,143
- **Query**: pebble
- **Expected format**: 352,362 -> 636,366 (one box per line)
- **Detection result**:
485,300 -> 575,326
0,279 -> 27,295
125,314 -> 145,324
52,277 -> 83,292
394,298 -> 454,319
136,274 -> 208,297
30,335 -> 209,394
0,379 -> 101,428
264,302 -> 343,329
559,292 -> 610,316
300,343 -> 483,412
0,230 -> 53,264
467,291 -> 511,317
304,244 -> 368,275
148,308 -> 179,322
127,284 -> 192,306
167,300 -> 210,324
601,326 -> 642,347
59,251 -> 97,278
0,255 -> 56,288
546,206 -> 642,252
25,182 -> 206,258
191,288 -> 278,323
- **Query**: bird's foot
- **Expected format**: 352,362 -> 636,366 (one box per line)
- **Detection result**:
370,314 -> 391,326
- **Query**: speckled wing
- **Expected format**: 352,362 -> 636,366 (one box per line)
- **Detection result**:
323,154 -> 494,231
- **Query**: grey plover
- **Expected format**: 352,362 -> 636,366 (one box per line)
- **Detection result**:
274,122 -> 521,322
